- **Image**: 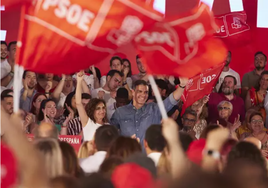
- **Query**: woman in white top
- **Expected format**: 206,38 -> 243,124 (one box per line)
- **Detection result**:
76,71 -> 108,141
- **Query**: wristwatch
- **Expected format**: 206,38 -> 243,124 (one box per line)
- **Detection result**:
122,81 -> 127,86
202,149 -> 221,159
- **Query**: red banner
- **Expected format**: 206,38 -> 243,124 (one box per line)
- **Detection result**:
15,0 -> 162,74
214,11 -> 251,48
26,134 -> 82,153
134,4 -> 227,78
181,63 -> 225,113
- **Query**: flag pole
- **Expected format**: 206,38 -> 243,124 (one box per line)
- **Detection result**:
13,64 -> 24,113
148,75 -> 168,119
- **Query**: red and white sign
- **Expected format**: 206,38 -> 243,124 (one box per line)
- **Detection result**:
15,0 -> 162,74
134,4 -> 227,78
26,134 -> 82,152
181,63 -> 224,113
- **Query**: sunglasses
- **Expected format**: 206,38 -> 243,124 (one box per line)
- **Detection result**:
218,106 -> 230,110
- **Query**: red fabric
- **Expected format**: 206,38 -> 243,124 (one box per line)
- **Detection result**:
214,11 -> 251,49
1,143 -> 17,188
186,139 -> 206,165
181,63 -> 224,114
134,4 -> 227,78
15,0 -> 161,74
111,163 -> 154,188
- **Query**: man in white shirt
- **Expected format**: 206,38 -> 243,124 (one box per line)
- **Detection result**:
144,124 -> 166,166
1,41 -> 17,89
91,70 -> 123,103
80,125 -> 119,173
215,51 -> 241,92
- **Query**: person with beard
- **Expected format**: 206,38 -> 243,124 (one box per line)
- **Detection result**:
242,51 -> 267,99
20,70 -> 37,112
208,75 -> 245,124
215,51 -> 241,92
131,55 -> 148,83
1,41 -> 17,90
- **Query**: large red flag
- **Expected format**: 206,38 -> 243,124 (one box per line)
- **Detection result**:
181,63 -> 225,113
134,3 -> 227,78
15,0 -> 162,74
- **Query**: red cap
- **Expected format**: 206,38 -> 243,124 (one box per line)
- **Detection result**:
1,143 -> 17,188
186,139 -> 206,165
111,163 -> 154,188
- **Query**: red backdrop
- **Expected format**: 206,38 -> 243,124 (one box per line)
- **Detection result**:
1,0 -> 268,77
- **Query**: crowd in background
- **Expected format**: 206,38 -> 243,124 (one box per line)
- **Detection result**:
1,40 -> 268,188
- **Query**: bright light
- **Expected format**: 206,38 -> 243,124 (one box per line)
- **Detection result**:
153,0 -> 165,14
0,30 -> 7,41
257,0 -> 268,28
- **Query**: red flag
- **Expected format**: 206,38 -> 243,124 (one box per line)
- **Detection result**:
134,3 -> 227,78
181,63 -> 224,114
15,0 -> 162,74
214,11 -> 251,49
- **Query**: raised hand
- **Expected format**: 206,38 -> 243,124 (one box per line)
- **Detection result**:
202,95 -> 209,104
65,104 -> 74,120
45,81 -> 53,92
123,67 -> 130,77
76,70 -> 85,83
23,113 -> 34,130
90,66 -> 97,76
179,77 -> 189,87
230,114 -> 241,132
23,78 -> 29,91
162,118 -> 179,144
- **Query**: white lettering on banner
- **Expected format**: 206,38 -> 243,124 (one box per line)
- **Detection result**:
201,74 -> 216,84
58,137 -> 79,144
186,23 -> 205,43
135,32 -> 174,46
231,17 -> 242,29
216,25 -> 225,33
42,0 -> 95,32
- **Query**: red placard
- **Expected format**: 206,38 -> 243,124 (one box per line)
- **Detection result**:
15,0 -> 162,74
134,3 -> 227,78
181,63 -> 225,113
26,134 -> 82,153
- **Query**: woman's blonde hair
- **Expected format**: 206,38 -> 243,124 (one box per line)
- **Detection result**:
157,147 -> 171,177
77,141 -> 90,159
35,138 -> 64,178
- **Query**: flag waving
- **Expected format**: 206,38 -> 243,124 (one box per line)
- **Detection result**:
15,0 -> 162,74
134,3 -> 227,78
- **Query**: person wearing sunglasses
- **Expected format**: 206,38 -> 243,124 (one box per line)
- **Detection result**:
217,101 -> 233,123
181,109 -> 198,140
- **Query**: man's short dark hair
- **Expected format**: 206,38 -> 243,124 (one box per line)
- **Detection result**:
255,51 -> 267,61
106,69 -> 123,78
1,89 -> 13,101
136,54 -> 141,60
155,79 -> 168,92
224,75 -> 237,85
228,51 -> 232,57
133,80 -> 148,90
183,109 -> 197,120
179,132 -> 193,152
95,125 -> 119,151
82,93 -> 91,100
110,56 -> 123,67
22,70 -> 37,79
8,41 -> 17,51
145,124 -> 166,152
1,41 -> 7,46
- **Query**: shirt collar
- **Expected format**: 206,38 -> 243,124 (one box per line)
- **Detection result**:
220,92 -> 236,101
127,101 -> 147,112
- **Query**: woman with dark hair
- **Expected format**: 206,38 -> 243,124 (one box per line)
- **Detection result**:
37,99 -> 71,134
245,71 -> 268,118
30,93 -> 47,117
106,136 -> 141,160
59,141 -> 85,178
76,71 -> 108,141
122,58 -> 133,89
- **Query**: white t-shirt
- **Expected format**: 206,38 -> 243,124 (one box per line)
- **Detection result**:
80,151 -> 107,173
83,118 -> 102,141
73,74 -> 95,91
148,152 -> 162,166
215,68 -> 241,92
1,59 -> 11,79
91,87 -> 113,103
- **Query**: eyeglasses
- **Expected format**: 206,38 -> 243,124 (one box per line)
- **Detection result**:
184,118 -> 196,123
218,106 -> 230,111
251,120 -> 263,124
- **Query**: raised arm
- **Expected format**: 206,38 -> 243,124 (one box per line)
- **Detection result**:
173,77 -> 188,101
81,79 -> 91,94
52,74 -> 66,102
1,109 -> 49,188
90,66 -> 100,89
76,71 -> 89,127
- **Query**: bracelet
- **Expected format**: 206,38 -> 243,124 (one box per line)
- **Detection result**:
122,81 -> 127,86
179,84 -> 186,89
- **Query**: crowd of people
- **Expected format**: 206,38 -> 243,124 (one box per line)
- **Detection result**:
1,40 -> 268,188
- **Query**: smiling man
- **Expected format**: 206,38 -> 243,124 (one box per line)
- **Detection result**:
110,78 -> 188,151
